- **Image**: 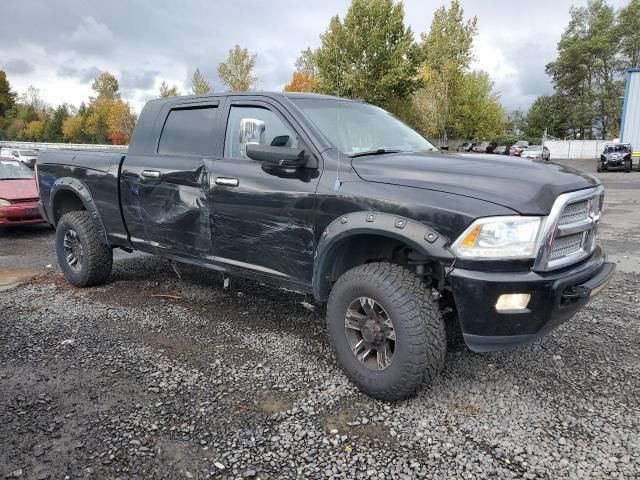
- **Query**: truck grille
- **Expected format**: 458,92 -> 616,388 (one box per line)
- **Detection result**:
549,232 -> 585,260
558,200 -> 588,225
534,186 -> 604,271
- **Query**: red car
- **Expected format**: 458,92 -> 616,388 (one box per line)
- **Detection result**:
0,156 -> 45,225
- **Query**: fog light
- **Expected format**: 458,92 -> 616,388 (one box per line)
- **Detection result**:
495,294 -> 531,311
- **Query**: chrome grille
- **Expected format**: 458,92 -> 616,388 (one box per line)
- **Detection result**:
549,232 -> 584,260
558,200 -> 588,226
534,186 -> 604,271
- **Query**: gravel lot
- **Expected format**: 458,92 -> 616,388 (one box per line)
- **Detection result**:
1,158 -> 639,479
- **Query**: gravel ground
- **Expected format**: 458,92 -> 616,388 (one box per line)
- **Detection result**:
1,158 -> 639,479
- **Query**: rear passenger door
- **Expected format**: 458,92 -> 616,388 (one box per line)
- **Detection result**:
120,101 -> 219,257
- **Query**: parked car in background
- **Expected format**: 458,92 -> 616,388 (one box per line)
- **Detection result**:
598,143 -> 633,173
0,156 -> 44,225
510,141 -> 529,156
457,142 -> 475,152
472,141 -> 498,153
522,145 -> 551,161
0,147 -> 39,169
493,145 -> 510,155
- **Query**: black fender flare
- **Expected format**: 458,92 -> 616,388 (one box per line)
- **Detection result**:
312,211 -> 454,301
50,177 -> 109,245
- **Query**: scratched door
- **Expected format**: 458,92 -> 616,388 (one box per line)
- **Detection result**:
209,97 -> 321,287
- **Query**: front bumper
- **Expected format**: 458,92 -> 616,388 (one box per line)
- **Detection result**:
0,202 -> 45,225
448,246 -> 615,352
601,159 -> 626,168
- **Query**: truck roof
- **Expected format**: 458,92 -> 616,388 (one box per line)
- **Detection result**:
146,91 -> 358,107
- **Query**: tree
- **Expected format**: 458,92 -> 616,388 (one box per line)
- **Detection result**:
107,101 -> 136,144
19,120 -> 45,141
191,68 -> 211,95
507,110 -> 527,136
284,72 -> 318,92
415,0 -> 478,140
62,115 -> 84,143
217,45 -> 258,92
21,85 -> 47,112
546,0 -> 623,139
43,104 -> 71,143
295,48 -> 319,79
452,71 -> 506,141
524,95 -> 572,139
618,0 -> 640,69
0,70 -> 17,118
312,0 -> 419,108
159,81 -> 180,98
91,72 -> 120,101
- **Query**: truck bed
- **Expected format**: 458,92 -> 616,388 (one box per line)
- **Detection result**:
37,149 -> 128,244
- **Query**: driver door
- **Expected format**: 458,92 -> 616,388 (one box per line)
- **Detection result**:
209,97 -> 321,287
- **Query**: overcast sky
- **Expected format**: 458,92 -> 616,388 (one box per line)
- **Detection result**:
0,0 -> 631,113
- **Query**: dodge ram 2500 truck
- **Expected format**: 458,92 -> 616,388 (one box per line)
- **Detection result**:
37,92 -> 615,400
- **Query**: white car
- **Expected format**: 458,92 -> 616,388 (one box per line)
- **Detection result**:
0,148 -> 38,168
522,145 -> 550,161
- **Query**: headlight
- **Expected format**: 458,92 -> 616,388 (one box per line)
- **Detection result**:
451,216 -> 543,259
0,198 -> 12,207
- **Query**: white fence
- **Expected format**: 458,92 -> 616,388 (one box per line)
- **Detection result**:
0,140 -> 127,152
544,140 -> 609,160
442,139 -> 609,159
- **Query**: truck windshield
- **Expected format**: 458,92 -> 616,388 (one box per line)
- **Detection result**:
292,98 -> 435,156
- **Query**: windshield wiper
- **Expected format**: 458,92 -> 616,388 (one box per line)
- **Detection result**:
348,149 -> 403,158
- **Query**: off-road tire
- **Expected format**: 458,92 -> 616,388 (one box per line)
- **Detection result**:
56,211 -> 113,287
326,263 -> 446,401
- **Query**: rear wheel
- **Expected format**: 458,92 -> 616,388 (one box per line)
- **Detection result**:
326,263 -> 446,401
56,211 -> 113,287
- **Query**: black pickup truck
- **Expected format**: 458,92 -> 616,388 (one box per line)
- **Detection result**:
37,92 -> 615,400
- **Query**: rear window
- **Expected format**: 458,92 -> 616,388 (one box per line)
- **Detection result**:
158,106 -> 218,156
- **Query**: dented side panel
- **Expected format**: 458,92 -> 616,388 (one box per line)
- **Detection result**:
120,154 -> 212,257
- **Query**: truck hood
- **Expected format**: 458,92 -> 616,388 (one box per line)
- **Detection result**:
351,152 -> 599,215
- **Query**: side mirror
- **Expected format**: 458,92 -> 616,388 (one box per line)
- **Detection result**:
246,144 -> 306,168
239,118 -> 265,158
439,145 -> 449,151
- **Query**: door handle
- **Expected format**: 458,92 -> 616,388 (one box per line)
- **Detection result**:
215,177 -> 239,187
141,170 -> 161,179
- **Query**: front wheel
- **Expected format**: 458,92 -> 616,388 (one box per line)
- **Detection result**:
326,263 -> 446,401
625,159 -> 631,173
56,211 -> 113,287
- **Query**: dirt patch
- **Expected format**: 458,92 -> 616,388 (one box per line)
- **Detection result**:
257,393 -> 294,415
0,267 -> 44,291
321,410 -> 394,443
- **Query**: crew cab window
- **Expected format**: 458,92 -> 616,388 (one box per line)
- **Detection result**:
224,106 -> 298,159
158,106 -> 217,156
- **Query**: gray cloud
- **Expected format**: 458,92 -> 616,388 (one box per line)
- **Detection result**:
0,0 -> 631,112
1,59 -> 34,75
120,70 -> 160,90
57,66 -> 104,84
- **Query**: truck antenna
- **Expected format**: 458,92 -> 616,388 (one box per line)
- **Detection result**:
334,49 -> 342,192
